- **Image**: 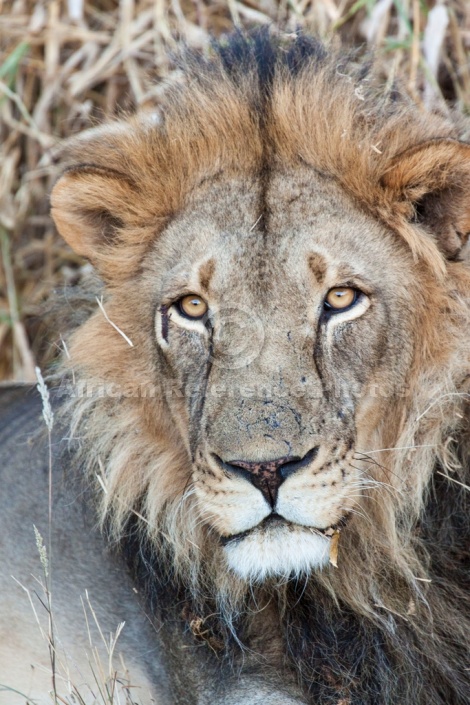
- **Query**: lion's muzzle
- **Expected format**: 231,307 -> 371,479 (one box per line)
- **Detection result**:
213,447 -> 319,507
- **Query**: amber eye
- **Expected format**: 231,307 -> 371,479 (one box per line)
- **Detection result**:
324,287 -> 358,311
177,294 -> 208,319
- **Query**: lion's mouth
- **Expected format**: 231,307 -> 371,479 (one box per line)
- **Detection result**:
220,512 -> 349,546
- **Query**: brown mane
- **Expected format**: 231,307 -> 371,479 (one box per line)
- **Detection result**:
53,31 -> 470,705
52,33 -> 469,280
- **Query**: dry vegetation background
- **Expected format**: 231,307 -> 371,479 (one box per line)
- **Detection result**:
0,0 -> 469,382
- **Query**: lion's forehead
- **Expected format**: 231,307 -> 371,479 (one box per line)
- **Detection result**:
156,164 -> 411,306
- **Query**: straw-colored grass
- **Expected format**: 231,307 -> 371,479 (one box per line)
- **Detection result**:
1,0 -> 469,381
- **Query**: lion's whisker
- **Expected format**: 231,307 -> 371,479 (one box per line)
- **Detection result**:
340,506 -> 371,525
352,452 -> 402,484
349,464 -> 403,497
357,444 -> 436,454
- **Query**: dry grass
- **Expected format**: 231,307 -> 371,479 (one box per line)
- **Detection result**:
1,0 -> 469,381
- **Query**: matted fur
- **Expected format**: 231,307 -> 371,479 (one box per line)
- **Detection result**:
52,32 -> 470,704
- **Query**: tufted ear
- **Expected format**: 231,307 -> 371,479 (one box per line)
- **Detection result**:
381,139 -> 470,260
50,164 -> 138,262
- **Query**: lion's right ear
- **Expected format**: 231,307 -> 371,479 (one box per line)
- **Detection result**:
381,139 -> 470,261
51,164 -> 139,271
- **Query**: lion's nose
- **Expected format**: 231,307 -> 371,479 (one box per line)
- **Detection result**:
213,447 -> 318,507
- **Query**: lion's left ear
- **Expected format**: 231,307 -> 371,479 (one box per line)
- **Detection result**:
381,139 -> 470,260
51,164 -> 137,260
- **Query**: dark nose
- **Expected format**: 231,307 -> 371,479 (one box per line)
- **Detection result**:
213,447 -> 318,507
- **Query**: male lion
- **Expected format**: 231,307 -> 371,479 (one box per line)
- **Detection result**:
1,31 -> 469,705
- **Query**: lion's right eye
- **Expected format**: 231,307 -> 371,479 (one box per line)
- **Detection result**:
324,287 -> 358,312
177,294 -> 208,320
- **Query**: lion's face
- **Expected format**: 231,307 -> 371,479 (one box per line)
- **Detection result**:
147,165 -> 416,580
51,41 -> 470,589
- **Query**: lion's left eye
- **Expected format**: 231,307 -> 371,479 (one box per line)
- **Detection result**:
177,294 -> 208,320
324,287 -> 359,312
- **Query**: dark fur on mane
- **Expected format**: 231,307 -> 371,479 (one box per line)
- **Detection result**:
119,446 -> 470,705
181,29 -> 378,122
215,28 -> 328,87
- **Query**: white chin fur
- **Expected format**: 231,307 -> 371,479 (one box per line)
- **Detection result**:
223,525 -> 330,582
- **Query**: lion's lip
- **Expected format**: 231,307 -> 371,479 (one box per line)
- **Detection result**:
220,513 -> 350,546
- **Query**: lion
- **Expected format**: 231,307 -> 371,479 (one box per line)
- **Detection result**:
1,31 -> 469,705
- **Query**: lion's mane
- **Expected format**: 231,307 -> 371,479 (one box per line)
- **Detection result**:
57,31 -> 470,705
